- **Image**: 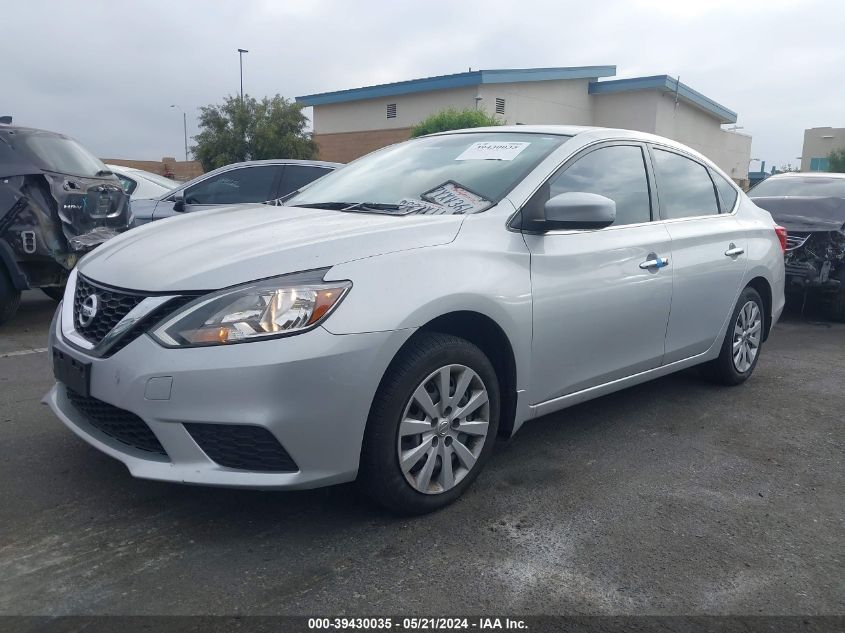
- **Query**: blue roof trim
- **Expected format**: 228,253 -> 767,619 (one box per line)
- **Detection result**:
588,75 -> 737,123
296,66 -> 616,106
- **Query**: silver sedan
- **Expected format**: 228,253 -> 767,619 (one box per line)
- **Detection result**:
46,126 -> 785,514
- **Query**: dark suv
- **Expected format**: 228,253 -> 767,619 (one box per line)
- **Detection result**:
0,124 -> 131,324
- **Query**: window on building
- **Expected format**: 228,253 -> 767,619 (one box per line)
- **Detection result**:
809,157 -> 830,172
545,145 -> 652,226
386,103 -> 397,119
495,98 -> 506,115
652,149 -> 720,219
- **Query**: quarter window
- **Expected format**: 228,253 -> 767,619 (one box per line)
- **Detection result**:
711,170 -> 738,212
546,145 -> 652,226
184,165 -> 278,205
653,149 -> 719,219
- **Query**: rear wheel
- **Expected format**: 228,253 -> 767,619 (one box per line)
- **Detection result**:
358,332 -> 500,515
703,286 -> 765,385
0,265 -> 21,326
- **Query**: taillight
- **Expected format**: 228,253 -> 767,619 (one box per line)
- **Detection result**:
774,225 -> 788,252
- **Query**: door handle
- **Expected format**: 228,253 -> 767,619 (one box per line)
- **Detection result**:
724,244 -> 745,257
639,256 -> 670,270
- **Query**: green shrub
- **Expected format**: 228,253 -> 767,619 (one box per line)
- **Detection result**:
410,108 -> 502,138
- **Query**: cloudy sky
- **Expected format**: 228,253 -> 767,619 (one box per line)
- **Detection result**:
4,0 -> 842,169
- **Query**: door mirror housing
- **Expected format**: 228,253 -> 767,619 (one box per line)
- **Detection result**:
541,192 -> 616,231
172,192 -> 186,212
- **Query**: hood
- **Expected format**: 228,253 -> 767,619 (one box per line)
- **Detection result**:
751,196 -> 845,233
78,203 -> 464,291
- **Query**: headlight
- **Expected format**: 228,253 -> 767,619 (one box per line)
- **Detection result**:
150,270 -> 351,347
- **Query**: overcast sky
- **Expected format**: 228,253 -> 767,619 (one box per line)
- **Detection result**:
4,0 -> 842,170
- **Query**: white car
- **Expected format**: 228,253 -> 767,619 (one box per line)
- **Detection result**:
106,164 -> 180,200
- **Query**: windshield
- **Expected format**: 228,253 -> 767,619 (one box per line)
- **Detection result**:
287,132 -> 568,215
750,176 -> 845,198
15,131 -> 109,178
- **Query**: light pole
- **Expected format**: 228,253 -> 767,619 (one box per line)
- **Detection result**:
170,104 -> 188,162
237,48 -> 249,100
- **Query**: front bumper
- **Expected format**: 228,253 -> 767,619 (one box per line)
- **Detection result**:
46,304 -> 413,489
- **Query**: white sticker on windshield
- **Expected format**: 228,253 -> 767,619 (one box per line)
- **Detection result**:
397,198 -> 449,215
455,141 -> 530,161
421,181 -> 493,214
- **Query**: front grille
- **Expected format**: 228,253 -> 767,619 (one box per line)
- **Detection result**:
185,423 -> 298,472
66,388 -> 168,457
73,276 -> 145,345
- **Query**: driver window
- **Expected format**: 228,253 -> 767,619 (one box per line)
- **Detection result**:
184,166 -> 277,205
547,145 -> 652,226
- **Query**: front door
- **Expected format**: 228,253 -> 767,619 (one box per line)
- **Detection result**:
524,143 -> 674,405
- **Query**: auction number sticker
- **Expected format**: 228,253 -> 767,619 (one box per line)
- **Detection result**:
421,181 -> 493,214
455,141 -> 530,161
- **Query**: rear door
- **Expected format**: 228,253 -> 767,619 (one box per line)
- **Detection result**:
153,165 -> 282,220
650,146 -> 747,363
524,142 -> 674,403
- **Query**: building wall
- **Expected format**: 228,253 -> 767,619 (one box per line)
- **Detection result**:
801,127 -> 845,171
475,78 -> 595,125
312,86 -> 479,134
313,127 -> 413,163
592,90 -> 751,182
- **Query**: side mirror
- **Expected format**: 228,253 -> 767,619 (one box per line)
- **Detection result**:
542,192 -> 616,231
172,192 -> 185,212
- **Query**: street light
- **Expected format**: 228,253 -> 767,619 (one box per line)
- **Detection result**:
237,48 -> 249,100
170,105 -> 188,162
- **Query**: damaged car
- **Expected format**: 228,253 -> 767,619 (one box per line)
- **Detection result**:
0,123 -> 131,324
750,172 -> 845,321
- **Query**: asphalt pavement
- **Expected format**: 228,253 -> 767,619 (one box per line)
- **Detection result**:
0,290 -> 842,615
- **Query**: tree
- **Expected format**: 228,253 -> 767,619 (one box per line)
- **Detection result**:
828,149 -> 845,173
192,94 -> 317,171
410,108 -> 502,138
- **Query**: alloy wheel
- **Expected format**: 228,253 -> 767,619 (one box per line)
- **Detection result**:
397,364 -> 490,495
732,300 -> 762,373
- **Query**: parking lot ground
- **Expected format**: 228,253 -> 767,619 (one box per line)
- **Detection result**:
0,291 -> 842,616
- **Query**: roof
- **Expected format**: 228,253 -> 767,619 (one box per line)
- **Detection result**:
588,75 -> 737,124
766,172 -> 845,179
295,66 -> 617,106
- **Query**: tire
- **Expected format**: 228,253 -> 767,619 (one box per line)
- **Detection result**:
42,285 -> 66,302
703,286 -> 765,386
358,332 -> 500,515
0,265 -> 21,326
827,268 -> 845,322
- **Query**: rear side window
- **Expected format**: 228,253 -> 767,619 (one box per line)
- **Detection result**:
711,170 -> 738,212
547,145 -> 652,226
116,174 -> 137,195
279,165 -> 331,197
185,165 -> 278,205
653,149 -> 719,219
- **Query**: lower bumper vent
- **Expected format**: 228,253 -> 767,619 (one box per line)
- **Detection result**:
66,389 -> 168,457
184,423 -> 298,472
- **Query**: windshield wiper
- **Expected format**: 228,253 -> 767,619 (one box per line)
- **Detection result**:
297,201 -> 411,215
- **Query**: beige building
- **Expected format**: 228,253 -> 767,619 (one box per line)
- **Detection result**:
296,66 -> 752,184
801,127 -> 845,171
101,156 -> 203,182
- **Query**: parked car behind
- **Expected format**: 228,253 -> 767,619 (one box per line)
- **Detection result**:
46,126 -> 785,514
0,124 -> 131,324
106,164 -> 179,200
749,172 -> 845,320
130,159 -> 341,224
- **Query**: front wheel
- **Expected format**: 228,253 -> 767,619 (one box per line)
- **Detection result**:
703,286 -> 765,385
358,332 -> 500,515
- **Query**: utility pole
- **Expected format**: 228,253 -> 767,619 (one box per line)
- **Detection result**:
237,48 -> 249,100
170,105 -> 188,161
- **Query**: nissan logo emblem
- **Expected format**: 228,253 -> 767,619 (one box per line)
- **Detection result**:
78,294 -> 100,327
